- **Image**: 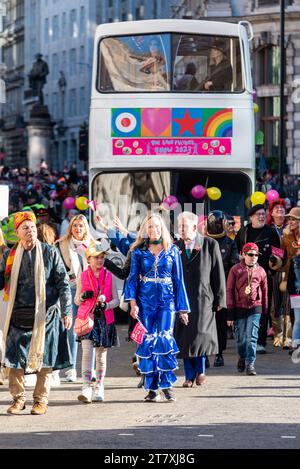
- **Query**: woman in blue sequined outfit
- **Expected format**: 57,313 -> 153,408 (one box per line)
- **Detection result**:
125,214 -> 190,402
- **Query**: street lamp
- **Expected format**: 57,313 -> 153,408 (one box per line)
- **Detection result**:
278,0 -> 286,190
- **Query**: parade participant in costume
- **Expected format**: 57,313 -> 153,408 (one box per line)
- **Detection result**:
281,207 -> 300,353
0,211 -> 72,415
56,214 -> 93,382
227,243 -> 268,376
125,213 -> 190,402
265,199 -> 291,348
174,211 -> 226,387
75,242 -> 119,403
206,210 -> 239,367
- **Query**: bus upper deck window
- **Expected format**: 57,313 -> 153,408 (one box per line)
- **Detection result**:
98,33 -> 243,93
173,35 -> 243,93
99,35 -> 170,92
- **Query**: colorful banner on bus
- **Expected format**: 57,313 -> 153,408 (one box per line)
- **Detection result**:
112,107 -> 232,156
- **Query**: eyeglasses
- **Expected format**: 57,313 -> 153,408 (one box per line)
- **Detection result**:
227,222 -> 235,226
246,253 -> 258,257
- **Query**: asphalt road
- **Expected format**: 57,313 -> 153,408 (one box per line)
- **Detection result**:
0,325 -> 300,450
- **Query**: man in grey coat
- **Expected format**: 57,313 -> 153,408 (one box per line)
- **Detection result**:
174,211 -> 226,387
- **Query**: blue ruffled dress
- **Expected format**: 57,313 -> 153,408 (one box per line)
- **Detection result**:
124,243 -> 190,391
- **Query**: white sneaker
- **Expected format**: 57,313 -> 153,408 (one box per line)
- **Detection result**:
65,369 -> 77,382
24,374 -> 37,387
93,385 -> 104,402
51,370 -> 61,387
77,385 -> 93,403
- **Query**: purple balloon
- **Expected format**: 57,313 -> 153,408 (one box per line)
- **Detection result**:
252,89 -> 257,101
191,185 -> 206,199
266,189 -> 279,203
63,197 -> 76,210
163,195 -> 178,210
49,190 -> 57,200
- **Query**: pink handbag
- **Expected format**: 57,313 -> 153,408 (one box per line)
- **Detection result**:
130,320 -> 147,344
74,315 -> 94,337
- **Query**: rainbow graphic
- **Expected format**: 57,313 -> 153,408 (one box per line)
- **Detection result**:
203,109 -> 233,137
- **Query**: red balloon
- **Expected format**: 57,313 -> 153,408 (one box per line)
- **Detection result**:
191,185 -> 206,199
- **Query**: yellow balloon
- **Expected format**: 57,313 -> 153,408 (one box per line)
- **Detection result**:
207,186 -> 222,201
75,196 -> 88,211
250,191 -> 266,205
254,103 -> 259,113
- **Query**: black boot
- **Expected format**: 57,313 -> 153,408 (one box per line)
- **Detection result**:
213,354 -> 224,367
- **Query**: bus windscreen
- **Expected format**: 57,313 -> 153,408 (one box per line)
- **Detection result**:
98,33 -> 243,93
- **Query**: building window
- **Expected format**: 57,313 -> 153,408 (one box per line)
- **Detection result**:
257,45 -> 280,86
70,9 -> 78,38
62,12 -> 66,37
69,48 -> 77,75
260,96 -> 285,158
79,86 -> 85,115
44,18 -> 49,43
52,15 -> 59,41
30,0 -> 36,26
79,45 -> 85,73
69,89 -> 77,116
61,50 -> 67,72
52,53 -> 59,80
80,6 -> 86,35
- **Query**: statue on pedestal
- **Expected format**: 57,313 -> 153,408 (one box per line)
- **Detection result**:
28,53 -> 49,105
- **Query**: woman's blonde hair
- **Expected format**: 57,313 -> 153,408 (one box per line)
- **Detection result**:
131,213 -> 172,251
58,214 -> 91,243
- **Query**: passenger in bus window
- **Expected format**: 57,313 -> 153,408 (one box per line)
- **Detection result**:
202,42 -> 233,92
175,62 -> 199,91
139,37 -> 167,89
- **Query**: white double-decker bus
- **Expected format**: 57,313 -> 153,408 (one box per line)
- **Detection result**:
89,19 -> 254,235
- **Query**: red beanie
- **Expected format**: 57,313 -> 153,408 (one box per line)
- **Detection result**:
242,242 -> 259,254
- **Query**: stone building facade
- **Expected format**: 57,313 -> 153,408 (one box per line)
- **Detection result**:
0,0 -> 26,168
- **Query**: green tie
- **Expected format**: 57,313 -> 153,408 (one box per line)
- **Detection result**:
185,248 -> 191,259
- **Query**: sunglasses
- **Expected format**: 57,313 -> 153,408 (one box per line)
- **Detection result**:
228,222 -> 235,226
246,253 -> 258,257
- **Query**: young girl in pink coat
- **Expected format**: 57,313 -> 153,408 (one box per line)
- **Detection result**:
75,242 -> 119,403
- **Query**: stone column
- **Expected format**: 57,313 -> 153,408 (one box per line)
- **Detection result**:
27,103 -> 53,172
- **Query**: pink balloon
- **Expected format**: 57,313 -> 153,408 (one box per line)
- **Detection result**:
63,197 -> 76,210
266,189 -> 279,203
163,195 -> 178,210
191,185 -> 206,199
